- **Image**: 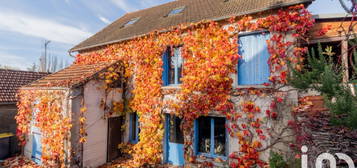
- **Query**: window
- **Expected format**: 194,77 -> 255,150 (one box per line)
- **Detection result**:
195,117 -> 226,157
167,6 -> 185,16
162,46 -> 183,86
238,32 -> 271,85
123,17 -> 140,27
129,113 -> 139,143
169,115 -> 184,144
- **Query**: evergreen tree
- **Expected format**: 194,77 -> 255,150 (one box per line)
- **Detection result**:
288,43 -> 357,129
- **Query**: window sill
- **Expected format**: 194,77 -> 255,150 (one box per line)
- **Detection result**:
196,153 -> 227,161
234,84 -> 273,89
162,84 -> 181,89
129,140 -> 138,144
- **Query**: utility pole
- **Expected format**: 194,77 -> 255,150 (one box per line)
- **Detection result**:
44,40 -> 51,72
40,40 -> 51,72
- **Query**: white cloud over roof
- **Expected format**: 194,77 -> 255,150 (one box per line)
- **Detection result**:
0,11 -> 93,44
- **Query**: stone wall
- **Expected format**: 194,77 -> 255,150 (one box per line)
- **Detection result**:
161,87 -> 299,167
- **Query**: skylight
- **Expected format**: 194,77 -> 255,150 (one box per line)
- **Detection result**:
124,17 -> 140,27
168,6 -> 185,16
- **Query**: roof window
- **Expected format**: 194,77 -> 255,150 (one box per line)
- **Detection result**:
123,17 -> 140,27
167,6 -> 185,16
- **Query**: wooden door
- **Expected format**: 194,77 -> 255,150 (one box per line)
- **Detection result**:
107,117 -> 123,162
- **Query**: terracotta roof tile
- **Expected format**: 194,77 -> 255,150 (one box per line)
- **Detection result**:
0,69 -> 49,103
28,62 -> 117,88
71,0 -> 313,51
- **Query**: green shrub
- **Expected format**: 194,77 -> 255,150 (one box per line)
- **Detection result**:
269,152 -> 288,168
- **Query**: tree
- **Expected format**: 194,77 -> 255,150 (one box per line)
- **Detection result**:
338,0 -> 357,13
27,62 -> 38,72
38,40 -> 68,73
0,64 -> 20,70
288,43 -> 357,128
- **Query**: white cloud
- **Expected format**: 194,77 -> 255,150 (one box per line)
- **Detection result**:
111,0 -> 139,12
98,15 -> 111,24
0,52 -> 32,70
0,11 -> 93,44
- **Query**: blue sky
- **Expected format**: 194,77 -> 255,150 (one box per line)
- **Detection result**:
0,0 -> 350,70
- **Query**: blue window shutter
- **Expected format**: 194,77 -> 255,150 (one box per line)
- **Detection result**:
193,120 -> 198,155
210,118 -> 215,155
162,48 -> 169,86
129,114 -> 134,142
238,33 -> 271,85
135,114 -> 139,143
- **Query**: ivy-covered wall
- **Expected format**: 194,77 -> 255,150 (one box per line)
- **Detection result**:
15,4 -> 319,168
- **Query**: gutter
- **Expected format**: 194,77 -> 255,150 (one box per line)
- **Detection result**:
20,87 -> 70,90
69,0 -> 313,53
0,102 -> 17,105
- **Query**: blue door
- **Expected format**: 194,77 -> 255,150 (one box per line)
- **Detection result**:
165,115 -> 184,166
31,131 -> 42,164
238,32 -> 271,85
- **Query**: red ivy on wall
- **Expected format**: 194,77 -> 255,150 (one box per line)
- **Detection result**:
15,4 -> 314,168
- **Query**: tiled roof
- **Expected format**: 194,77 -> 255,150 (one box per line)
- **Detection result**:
28,62 -> 117,88
0,69 -> 49,103
71,0 -> 313,52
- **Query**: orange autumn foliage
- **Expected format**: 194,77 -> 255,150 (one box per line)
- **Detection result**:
16,90 -> 71,167
15,4 -> 314,168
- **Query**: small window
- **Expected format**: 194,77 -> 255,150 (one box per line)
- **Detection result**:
169,115 -> 184,144
196,117 -> 226,157
123,17 -> 140,27
129,113 -> 139,143
238,32 -> 271,85
162,46 -> 183,85
167,6 -> 185,16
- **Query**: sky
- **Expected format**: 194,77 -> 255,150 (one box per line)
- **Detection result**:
0,0 -> 351,70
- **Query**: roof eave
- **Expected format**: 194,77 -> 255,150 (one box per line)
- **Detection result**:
69,0 -> 314,52
0,102 -> 17,105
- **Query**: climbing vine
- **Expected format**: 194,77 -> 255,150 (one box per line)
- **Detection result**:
16,90 -> 71,167
14,4 -> 316,168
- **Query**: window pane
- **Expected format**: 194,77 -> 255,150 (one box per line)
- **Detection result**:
169,115 -> 184,144
169,47 -> 183,85
214,117 -> 226,156
124,17 -> 139,27
169,48 -> 175,84
238,33 -> 270,85
168,7 -> 185,16
130,113 -> 137,141
175,47 -> 183,84
198,117 -> 211,154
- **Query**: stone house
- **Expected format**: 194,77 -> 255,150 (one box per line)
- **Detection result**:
20,62 -> 125,167
19,0 -> 357,168
0,69 -> 48,159
68,0 -> 314,166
